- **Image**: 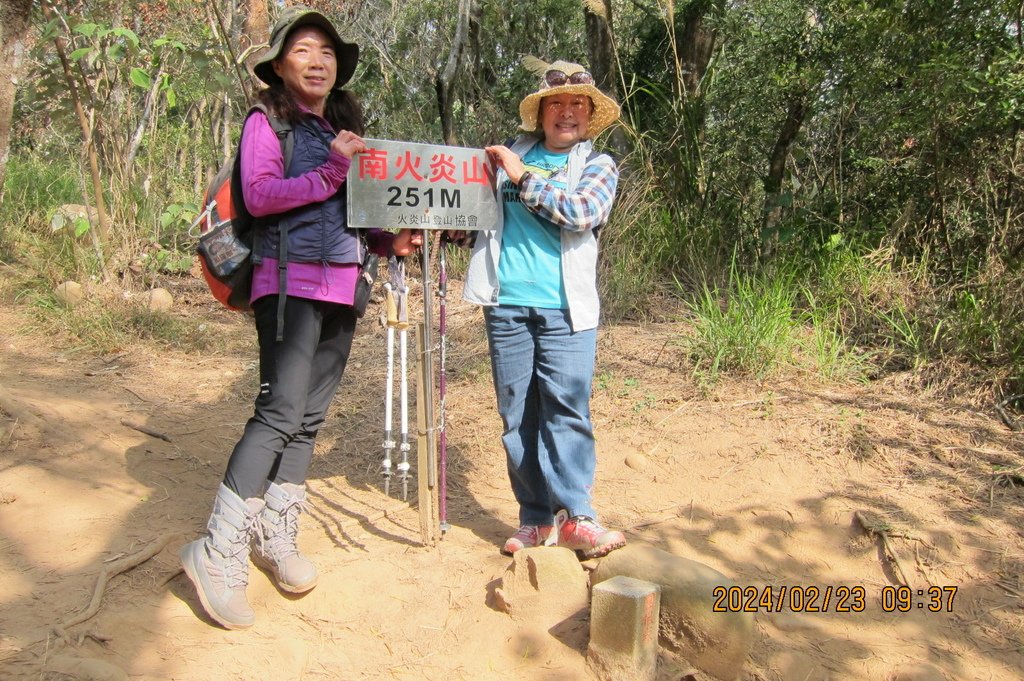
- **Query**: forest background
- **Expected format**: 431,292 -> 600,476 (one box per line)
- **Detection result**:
0,0 -> 1022,400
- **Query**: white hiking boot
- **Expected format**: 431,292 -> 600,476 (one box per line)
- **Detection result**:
180,483 -> 265,629
251,481 -> 318,594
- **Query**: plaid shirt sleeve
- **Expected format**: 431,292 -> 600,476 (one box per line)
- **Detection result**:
518,157 -> 619,232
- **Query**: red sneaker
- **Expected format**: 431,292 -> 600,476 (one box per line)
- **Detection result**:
502,524 -> 554,555
558,516 -> 626,558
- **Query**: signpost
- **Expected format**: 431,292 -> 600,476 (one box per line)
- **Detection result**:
348,139 -> 496,545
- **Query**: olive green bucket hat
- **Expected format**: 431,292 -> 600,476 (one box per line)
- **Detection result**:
253,5 -> 359,89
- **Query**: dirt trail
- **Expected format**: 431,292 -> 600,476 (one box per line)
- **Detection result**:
0,278 -> 1022,681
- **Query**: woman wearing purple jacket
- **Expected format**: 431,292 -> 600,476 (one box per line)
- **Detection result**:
180,6 -> 419,630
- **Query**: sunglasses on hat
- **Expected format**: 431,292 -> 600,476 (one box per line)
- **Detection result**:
544,69 -> 594,87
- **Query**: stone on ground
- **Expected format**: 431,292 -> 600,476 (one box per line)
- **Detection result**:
625,450 -> 650,471
54,281 -> 84,307
51,204 -> 98,232
493,546 -> 589,626
145,288 -> 173,311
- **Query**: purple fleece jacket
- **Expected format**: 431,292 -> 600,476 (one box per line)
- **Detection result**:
240,109 -> 391,304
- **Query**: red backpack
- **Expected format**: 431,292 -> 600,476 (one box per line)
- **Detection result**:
191,103 -> 294,312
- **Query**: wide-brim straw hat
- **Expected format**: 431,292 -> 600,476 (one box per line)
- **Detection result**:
518,59 -> 621,140
253,5 -> 359,90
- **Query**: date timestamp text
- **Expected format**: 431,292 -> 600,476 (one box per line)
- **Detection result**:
711,585 -> 958,613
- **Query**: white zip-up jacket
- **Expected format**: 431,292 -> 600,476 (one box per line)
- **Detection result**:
462,135 -> 619,332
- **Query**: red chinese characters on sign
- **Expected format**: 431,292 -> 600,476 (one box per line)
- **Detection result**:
429,154 -> 457,184
462,156 -> 494,186
358,149 -> 389,180
357,148 -> 494,187
394,151 -> 424,181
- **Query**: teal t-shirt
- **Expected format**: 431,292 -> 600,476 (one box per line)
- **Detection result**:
497,145 -> 569,308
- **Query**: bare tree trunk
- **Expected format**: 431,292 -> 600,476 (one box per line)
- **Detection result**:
242,0 -> 270,88
584,0 -> 627,154
585,0 -> 616,95
0,0 -> 33,198
42,1 -> 112,252
125,68 -> 166,171
209,1 -> 250,104
435,0 -> 474,145
676,0 -> 718,168
678,3 -> 717,100
222,92 -> 232,162
465,0 -> 501,141
759,8 -> 820,262
760,92 -> 809,261
467,0 -> 486,103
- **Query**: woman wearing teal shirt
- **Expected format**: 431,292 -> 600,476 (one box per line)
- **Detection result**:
461,60 -> 626,559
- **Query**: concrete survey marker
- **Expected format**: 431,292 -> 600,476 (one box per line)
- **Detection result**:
588,575 -> 662,681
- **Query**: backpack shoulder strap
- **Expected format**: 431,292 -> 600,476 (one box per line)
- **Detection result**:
248,103 -> 294,170
244,103 -> 295,341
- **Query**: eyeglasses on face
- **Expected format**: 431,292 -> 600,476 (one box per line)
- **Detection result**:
544,69 -> 594,87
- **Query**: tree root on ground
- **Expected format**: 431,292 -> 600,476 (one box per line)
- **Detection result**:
854,511 -> 915,587
995,394 -> 1023,431
51,533 -> 177,645
119,418 -> 172,442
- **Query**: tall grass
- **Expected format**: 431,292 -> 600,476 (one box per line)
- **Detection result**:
2,117 -> 208,286
0,153 -> 83,266
598,181 -> 678,321
800,294 -> 870,383
671,242 -> 1014,387
598,131 -> 739,322
11,282 -> 214,355
683,259 -> 798,381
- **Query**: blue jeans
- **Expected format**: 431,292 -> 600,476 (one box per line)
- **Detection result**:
483,305 -> 598,525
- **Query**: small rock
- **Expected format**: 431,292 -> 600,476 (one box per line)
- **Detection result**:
54,281 -> 84,307
146,288 -> 173,311
51,204 -> 98,232
625,451 -> 649,471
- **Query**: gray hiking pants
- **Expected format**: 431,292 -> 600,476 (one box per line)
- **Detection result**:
224,295 -> 357,499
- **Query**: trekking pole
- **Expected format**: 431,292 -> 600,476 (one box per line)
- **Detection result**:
420,230 -> 437,491
395,258 -> 412,501
420,229 -> 443,541
437,234 -> 450,533
380,258 -> 400,496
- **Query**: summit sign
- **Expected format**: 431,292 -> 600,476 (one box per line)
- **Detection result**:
347,139 -> 499,231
